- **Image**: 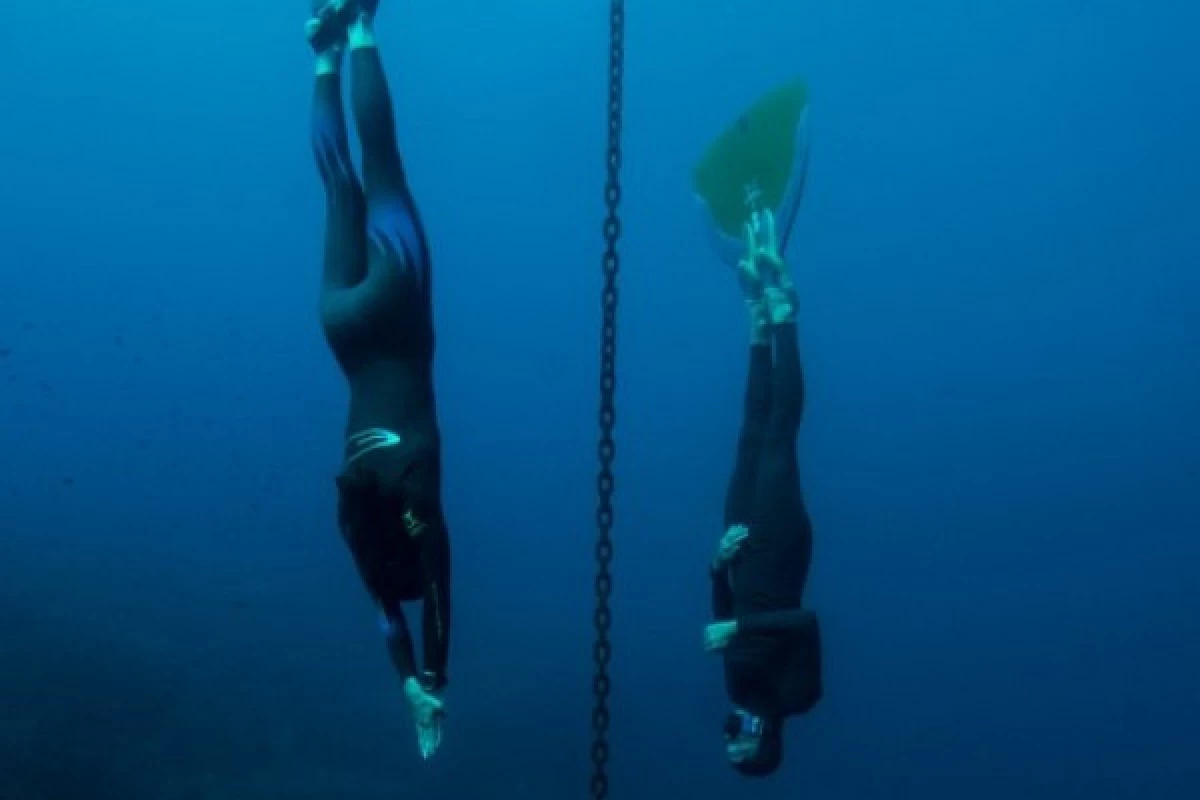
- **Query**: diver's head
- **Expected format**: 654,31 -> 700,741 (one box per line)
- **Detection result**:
723,708 -> 783,777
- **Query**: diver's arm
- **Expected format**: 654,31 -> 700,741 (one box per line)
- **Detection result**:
416,522 -> 451,691
381,609 -> 420,682
736,608 -> 815,637
710,565 -> 735,620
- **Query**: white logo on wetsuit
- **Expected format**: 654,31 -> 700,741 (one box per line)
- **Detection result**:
346,427 -> 403,465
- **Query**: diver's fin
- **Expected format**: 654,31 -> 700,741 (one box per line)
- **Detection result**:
696,194 -> 745,269
693,80 -> 809,248
774,104 -> 812,258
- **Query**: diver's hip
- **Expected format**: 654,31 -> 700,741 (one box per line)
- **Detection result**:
344,375 -> 438,434
341,415 -> 439,465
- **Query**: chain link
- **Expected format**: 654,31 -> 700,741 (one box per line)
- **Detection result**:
591,2 -> 624,800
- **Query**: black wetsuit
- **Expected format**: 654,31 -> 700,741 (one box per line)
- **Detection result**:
311,45 -> 451,691
712,319 -> 821,718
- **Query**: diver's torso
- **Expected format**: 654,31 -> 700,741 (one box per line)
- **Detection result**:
320,274 -> 440,450
732,506 -> 812,615
342,357 -> 440,448
725,519 -> 811,714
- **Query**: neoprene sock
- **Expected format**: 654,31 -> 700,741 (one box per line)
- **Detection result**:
315,45 -> 343,76
348,11 -> 378,50
765,287 -> 797,326
747,300 -> 769,345
308,7 -> 345,75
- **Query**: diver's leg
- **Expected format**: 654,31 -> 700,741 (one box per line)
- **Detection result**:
750,287 -> 813,581
309,21 -> 367,291
346,8 -> 432,296
764,287 -> 803,440
722,283 -> 773,529
754,313 -> 820,712
307,0 -> 375,55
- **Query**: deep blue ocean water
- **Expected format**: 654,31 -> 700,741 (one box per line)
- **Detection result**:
2,1 -> 1198,798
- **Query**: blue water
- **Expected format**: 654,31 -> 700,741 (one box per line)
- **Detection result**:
2,1 -> 1198,798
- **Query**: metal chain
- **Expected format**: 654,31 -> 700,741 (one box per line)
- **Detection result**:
591,2 -> 624,800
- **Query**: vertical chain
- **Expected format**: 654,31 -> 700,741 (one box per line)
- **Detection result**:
591,2 -> 624,800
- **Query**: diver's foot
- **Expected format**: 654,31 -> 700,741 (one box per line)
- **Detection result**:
347,9 -> 378,50
735,257 -> 768,341
765,286 -> 797,326
776,267 -> 795,292
307,0 -> 364,55
757,251 -> 794,293
734,256 -> 763,300
307,17 -> 344,74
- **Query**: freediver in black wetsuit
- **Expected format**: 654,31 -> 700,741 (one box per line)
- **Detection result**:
307,0 -> 449,759
703,206 -> 823,778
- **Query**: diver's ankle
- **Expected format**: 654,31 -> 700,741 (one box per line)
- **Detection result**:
765,287 -> 797,326
315,47 -> 343,76
348,14 -> 377,49
747,300 -> 769,344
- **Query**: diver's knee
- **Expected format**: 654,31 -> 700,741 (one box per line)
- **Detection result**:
366,200 -> 418,247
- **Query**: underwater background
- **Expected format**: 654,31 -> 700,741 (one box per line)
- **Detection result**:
2,0 -> 1198,798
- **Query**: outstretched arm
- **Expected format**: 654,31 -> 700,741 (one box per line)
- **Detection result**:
380,608 -> 420,682
417,517 -> 451,691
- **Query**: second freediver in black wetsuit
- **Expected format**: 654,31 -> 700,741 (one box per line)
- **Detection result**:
704,208 -> 823,777
308,0 -> 450,759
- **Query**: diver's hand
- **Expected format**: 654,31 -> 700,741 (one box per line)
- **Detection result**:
704,620 -> 739,652
713,524 -> 750,571
416,710 -> 443,760
404,678 -> 445,759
